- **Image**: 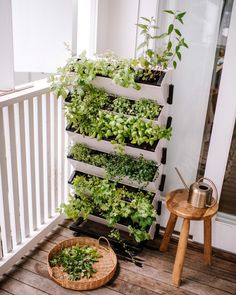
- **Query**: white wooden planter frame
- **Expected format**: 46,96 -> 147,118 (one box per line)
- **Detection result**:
68,157 -> 162,193
67,70 -> 172,240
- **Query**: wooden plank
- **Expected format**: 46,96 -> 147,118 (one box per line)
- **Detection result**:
18,101 -> 30,238
6,265 -> 86,295
13,258 -> 122,295
144,243 -> 236,283
31,233 -> 236,295
0,107 -> 12,254
37,95 -> 45,224
0,215 -> 64,277
45,92 -> 52,218
28,99 -> 37,230
19,255 -> 158,295
0,289 -> 12,295
8,105 -> 22,245
0,276 -> 47,295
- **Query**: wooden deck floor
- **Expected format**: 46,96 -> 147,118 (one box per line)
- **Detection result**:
0,220 -> 236,295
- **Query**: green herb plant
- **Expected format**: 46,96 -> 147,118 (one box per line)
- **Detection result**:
49,244 -> 102,281
50,10 -> 188,97
136,11 -> 188,75
112,96 -> 161,120
69,143 -> 158,184
59,174 -> 156,243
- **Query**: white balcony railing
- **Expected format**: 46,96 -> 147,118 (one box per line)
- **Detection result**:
0,79 -> 68,275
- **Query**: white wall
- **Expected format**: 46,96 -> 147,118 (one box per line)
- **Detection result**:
96,0 -> 223,196
164,0 -> 223,193
12,0 -> 73,73
96,0 -> 139,57
0,0 -> 15,89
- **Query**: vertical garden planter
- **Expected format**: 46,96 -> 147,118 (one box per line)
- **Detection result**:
92,70 -> 173,104
66,72 -> 173,241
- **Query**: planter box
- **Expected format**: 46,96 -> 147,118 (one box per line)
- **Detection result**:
68,156 -> 162,193
91,70 -> 172,105
67,128 -> 166,163
87,211 -> 157,240
102,103 -> 169,128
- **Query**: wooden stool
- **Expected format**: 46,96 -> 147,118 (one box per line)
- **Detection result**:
160,188 -> 218,287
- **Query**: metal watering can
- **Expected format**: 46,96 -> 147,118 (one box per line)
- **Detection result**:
175,168 -> 218,208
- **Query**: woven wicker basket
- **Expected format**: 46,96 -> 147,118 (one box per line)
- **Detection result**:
47,236 -> 117,290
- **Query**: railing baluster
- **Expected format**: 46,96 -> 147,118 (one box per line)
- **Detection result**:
46,92 -> 52,218
53,93 -> 58,211
8,105 -> 22,245
0,107 -> 12,254
58,96 -> 65,203
0,80 -> 67,275
17,101 -> 30,238
28,99 -> 38,230
37,95 -> 45,224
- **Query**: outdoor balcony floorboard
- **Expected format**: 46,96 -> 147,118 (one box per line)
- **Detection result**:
0,220 -> 236,295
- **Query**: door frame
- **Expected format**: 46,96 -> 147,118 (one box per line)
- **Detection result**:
191,0 -> 236,253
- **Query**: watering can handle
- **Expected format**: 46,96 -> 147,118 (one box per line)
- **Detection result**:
197,177 -> 218,208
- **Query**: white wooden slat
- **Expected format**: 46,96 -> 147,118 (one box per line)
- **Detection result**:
37,95 -> 45,224
53,94 -> 58,211
18,101 -> 30,237
16,102 -> 30,238
8,105 -> 22,245
46,92 -> 52,218
58,97 -> 66,204
0,108 -> 12,254
0,79 -> 50,108
28,99 -> 37,230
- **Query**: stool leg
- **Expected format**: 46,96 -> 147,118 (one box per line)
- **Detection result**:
172,219 -> 190,287
204,218 -> 212,265
160,213 -> 177,252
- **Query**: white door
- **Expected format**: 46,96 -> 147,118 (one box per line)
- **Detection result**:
191,1 -> 236,253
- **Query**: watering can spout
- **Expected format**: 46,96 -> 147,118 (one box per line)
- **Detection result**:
174,167 -> 189,190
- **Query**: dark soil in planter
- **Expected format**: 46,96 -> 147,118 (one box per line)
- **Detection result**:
134,69 -> 166,87
66,123 -> 158,152
96,69 -> 166,87
69,170 -> 155,201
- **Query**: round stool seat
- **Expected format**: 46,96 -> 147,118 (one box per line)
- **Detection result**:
166,188 -> 218,220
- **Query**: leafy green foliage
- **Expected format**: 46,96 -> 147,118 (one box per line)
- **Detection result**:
69,143 -> 158,183
49,244 -> 101,281
130,99 -> 161,119
111,96 -> 161,120
95,112 -> 172,146
136,10 -> 188,71
50,11 -> 188,96
59,174 -> 156,243
112,96 -> 132,114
